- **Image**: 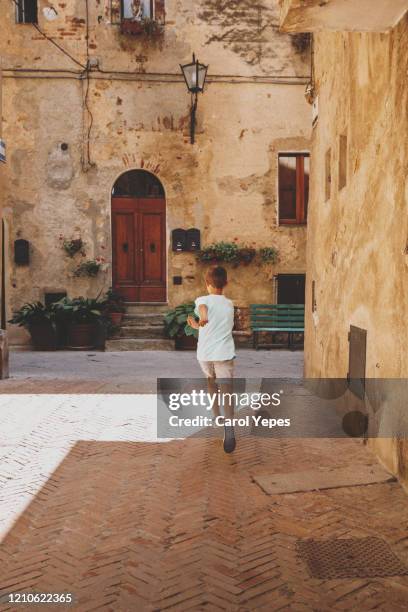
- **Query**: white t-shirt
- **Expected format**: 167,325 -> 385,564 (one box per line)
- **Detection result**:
195,294 -> 235,362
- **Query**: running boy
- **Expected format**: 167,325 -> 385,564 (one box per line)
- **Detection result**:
187,266 -> 236,453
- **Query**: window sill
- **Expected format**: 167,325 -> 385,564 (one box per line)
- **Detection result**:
279,222 -> 307,227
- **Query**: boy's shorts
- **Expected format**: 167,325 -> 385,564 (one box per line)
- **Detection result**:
199,359 -> 234,379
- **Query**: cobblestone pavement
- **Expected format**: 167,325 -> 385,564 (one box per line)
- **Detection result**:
0,352 -> 408,610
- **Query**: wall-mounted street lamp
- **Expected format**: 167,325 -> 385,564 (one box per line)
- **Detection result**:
180,54 -> 208,144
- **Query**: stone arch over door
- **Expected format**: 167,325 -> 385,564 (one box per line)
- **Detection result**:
111,170 -> 166,303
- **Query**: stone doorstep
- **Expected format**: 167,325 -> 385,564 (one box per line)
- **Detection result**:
252,464 -> 396,495
122,314 -> 166,327
119,325 -> 167,339
125,303 -> 169,315
105,338 -> 175,351
9,345 -> 33,352
111,303 -> 170,348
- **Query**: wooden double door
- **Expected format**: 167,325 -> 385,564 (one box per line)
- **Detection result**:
112,197 -> 166,302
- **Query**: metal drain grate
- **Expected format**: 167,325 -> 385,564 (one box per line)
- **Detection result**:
296,537 -> 408,579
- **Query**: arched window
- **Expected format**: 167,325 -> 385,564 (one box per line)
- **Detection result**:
112,170 -> 165,198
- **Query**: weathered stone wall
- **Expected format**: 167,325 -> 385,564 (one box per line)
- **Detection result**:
304,17 -> 408,482
0,61 -> 5,319
0,62 -> 3,298
0,0 -> 311,346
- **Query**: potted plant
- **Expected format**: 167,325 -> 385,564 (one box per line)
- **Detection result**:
238,247 -> 256,266
9,302 -> 57,350
54,296 -> 106,350
197,242 -> 240,265
60,235 -> 86,258
74,258 -> 104,278
103,288 -> 126,326
164,302 -> 198,350
121,16 -> 164,37
259,246 -> 279,264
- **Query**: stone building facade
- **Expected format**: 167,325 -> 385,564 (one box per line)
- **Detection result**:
281,1 -> 408,485
0,0 -> 311,347
0,59 -> 9,377
0,62 -> 4,313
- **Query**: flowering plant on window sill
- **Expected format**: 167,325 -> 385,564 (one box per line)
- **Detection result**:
259,247 -> 279,264
196,242 -> 278,268
121,17 -> 164,37
73,257 -> 108,278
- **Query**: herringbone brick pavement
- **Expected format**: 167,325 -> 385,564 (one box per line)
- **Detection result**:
0,396 -> 408,611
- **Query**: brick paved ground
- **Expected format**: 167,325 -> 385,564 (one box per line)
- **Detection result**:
0,352 -> 408,610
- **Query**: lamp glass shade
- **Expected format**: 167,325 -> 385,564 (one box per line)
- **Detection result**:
181,56 -> 208,93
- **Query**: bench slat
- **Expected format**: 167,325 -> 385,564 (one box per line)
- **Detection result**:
251,310 -> 305,313
252,318 -> 304,321
251,304 -> 304,308
253,327 -> 304,332
250,303 -> 305,348
251,316 -> 305,321
252,321 -> 304,325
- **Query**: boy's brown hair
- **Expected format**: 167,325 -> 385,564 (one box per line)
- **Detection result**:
205,266 -> 228,289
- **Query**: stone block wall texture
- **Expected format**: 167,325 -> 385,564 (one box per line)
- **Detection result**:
0,61 -> 5,342
304,16 -> 408,482
0,0 -> 311,346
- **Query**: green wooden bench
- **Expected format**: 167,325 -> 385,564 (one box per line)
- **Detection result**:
250,304 -> 305,350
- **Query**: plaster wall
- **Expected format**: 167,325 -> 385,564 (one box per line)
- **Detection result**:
0,0 -> 311,346
280,0 -> 408,33
304,16 -> 408,482
0,62 -> 4,323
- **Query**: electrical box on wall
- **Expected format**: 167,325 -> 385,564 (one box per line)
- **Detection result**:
14,239 -> 30,265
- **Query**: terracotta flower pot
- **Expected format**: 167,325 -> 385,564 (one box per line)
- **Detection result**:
234,306 -> 250,331
67,323 -> 97,350
29,322 -> 57,351
175,335 -> 198,351
109,312 -> 124,326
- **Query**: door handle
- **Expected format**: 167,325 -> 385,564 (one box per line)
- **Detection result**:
150,242 -> 156,253
122,242 -> 129,253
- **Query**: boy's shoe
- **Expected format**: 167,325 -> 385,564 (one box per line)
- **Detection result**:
223,425 -> 236,454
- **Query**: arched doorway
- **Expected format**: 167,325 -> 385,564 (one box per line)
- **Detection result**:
111,170 -> 166,303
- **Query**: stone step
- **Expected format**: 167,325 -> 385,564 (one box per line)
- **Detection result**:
122,320 -> 164,329
105,338 -> 174,351
123,313 -> 165,325
125,303 -> 169,315
119,325 -> 166,339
